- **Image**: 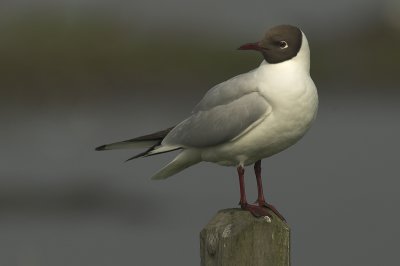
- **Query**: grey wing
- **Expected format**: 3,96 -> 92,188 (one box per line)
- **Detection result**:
162,92 -> 271,147
193,71 -> 259,112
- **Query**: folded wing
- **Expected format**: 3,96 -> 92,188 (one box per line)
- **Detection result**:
163,91 -> 271,147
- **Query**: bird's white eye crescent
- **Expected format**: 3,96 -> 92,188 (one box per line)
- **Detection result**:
279,41 -> 288,49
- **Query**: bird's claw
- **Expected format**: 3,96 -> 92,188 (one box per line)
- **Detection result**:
256,200 -> 286,222
240,203 -> 273,219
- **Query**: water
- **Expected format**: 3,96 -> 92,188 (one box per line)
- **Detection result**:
0,83 -> 399,265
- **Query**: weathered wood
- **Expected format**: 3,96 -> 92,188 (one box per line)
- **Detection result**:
200,208 -> 290,266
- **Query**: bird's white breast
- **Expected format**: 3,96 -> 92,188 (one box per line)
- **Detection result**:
201,60 -> 318,166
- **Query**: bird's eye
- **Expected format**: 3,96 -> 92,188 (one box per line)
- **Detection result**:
279,41 -> 288,49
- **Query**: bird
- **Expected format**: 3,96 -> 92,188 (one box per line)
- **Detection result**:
96,25 -> 318,221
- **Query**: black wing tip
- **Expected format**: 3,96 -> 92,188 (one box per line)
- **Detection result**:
95,145 -> 107,151
124,155 -> 141,162
124,145 -> 156,162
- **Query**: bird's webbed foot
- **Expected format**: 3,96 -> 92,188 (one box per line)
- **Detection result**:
257,200 -> 286,222
240,203 -> 273,219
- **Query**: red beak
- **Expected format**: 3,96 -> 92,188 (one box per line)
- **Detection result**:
238,42 -> 262,51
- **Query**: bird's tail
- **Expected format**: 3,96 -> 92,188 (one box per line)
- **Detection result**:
95,126 -> 174,151
95,126 -> 200,179
95,126 -> 180,161
151,149 -> 201,180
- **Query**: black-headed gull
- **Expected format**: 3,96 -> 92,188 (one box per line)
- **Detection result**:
96,25 -> 318,220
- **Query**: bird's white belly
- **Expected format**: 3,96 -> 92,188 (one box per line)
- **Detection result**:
201,83 -> 318,166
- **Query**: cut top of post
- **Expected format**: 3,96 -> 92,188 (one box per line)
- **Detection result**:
200,208 -> 290,266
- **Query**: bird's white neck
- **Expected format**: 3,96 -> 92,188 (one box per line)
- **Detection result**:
294,32 -> 311,72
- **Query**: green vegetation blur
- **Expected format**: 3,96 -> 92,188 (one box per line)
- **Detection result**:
0,10 -> 399,106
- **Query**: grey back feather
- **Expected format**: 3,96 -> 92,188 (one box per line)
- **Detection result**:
193,71 -> 259,112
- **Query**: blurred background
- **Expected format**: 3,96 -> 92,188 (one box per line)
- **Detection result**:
1,0 -> 399,265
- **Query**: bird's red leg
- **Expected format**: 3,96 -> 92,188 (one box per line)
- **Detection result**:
237,165 -> 271,218
254,160 -> 266,204
238,166 -> 247,206
254,160 -> 286,221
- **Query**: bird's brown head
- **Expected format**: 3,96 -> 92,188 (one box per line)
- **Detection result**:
238,25 -> 303,64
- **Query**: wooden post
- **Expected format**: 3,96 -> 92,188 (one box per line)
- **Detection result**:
200,208 -> 290,266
